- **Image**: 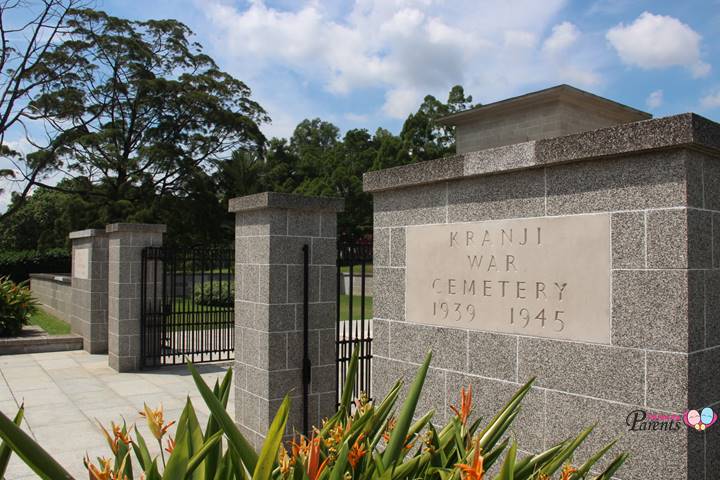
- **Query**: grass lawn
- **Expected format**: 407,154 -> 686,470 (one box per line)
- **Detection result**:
28,309 -> 71,335
339,294 -> 373,320
339,264 -> 373,275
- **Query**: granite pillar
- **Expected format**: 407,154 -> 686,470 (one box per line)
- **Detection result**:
106,223 -> 165,372
229,192 -> 343,448
69,229 -> 109,353
364,113 -> 720,480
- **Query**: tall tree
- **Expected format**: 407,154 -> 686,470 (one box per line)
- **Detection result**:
397,84 -> 475,163
26,8 -> 268,221
0,0 -> 85,221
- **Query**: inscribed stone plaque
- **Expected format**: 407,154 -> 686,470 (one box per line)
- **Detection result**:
405,214 -> 611,343
73,248 -> 89,280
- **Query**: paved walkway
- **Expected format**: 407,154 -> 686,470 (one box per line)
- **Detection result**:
0,350 -> 234,479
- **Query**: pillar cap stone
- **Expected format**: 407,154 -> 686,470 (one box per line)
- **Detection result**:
363,112 -> 720,193
229,192 -> 344,213
69,228 -> 107,239
105,223 -> 167,234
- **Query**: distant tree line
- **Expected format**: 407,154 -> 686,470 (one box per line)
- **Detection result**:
0,1 -> 476,251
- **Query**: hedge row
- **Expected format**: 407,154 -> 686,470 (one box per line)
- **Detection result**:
0,248 -> 71,282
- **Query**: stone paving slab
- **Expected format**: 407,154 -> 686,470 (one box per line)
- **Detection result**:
0,350 -> 234,479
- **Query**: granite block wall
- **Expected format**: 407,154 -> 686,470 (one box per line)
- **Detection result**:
106,223 -> 165,372
370,146 -> 719,480
69,229 -> 109,353
28,274 -> 73,324
231,193 -> 342,449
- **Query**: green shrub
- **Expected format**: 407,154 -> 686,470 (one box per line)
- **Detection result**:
0,276 -> 37,337
0,248 -> 70,282
0,349 -> 627,480
193,280 -> 234,307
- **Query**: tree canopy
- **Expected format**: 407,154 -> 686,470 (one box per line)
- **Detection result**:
0,3 -> 477,248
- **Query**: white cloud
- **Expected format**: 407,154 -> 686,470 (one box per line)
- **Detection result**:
504,30 -> 537,49
606,12 -> 710,78
200,0 -> 611,123
382,88 -> 422,118
542,22 -> 580,55
646,89 -> 663,108
701,90 -> 720,109
344,112 -> 369,123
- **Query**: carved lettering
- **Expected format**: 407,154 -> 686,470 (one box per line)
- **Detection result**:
406,215 -> 611,344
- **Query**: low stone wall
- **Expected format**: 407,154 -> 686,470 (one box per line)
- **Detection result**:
0,325 -> 82,354
29,273 -> 73,324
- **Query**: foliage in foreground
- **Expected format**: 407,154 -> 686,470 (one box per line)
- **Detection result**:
0,350 -> 627,479
0,276 -> 37,337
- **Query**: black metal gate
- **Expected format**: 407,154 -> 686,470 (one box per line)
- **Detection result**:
141,246 -> 234,368
336,240 -> 373,404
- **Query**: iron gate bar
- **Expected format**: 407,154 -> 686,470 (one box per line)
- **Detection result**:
335,241 -> 373,405
140,246 -> 235,368
302,244 -> 311,436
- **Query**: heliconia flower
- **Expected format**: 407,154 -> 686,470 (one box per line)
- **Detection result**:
84,453 -> 130,480
291,434 -> 311,458
382,417 -> 397,443
455,440 -> 484,480
560,464 -> 578,480
139,403 -> 175,441
354,392 -> 372,415
450,386 -> 473,425
84,455 -> 112,480
404,437 -> 417,452
165,436 -> 176,454
306,435 -> 329,480
278,447 -> 293,475
348,434 -> 367,469
96,421 -> 133,455
422,430 -> 435,451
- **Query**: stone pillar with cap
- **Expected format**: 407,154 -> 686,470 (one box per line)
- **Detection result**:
106,223 -> 166,372
230,192 -> 343,448
68,228 -> 109,353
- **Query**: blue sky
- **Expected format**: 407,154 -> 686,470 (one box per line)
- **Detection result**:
2,0 -> 720,209
92,0 -> 720,139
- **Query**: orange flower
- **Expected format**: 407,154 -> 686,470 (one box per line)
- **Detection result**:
348,434 -> 367,469
291,434 -> 311,458
450,386 -> 473,425
84,454 -> 129,480
165,436 -> 176,454
84,455 -> 112,480
306,435 -> 329,480
139,403 -> 175,441
404,437 -> 417,453
326,423 -> 347,447
455,440 -> 484,480
382,417 -> 397,442
278,446 -> 294,475
96,420 -> 133,455
560,464 -> 577,480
